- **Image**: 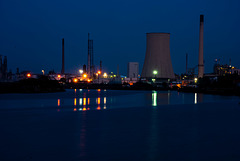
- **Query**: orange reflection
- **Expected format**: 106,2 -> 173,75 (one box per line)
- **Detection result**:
87,108 -> 90,110
74,108 -> 77,111
98,97 -> 100,104
74,98 -> 77,106
75,89 -> 77,93
88,98 -> 90,105
58,99 -> 60,106
83,98 -> 86,106
97,89 -> 101,92
97,106 -> 101,110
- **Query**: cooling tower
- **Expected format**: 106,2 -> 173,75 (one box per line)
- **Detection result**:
141,33 -> 175,79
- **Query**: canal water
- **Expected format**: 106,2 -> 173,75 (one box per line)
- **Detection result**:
0,89 -> 240,161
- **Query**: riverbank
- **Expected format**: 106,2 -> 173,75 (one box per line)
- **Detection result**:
0,78 -> 65,93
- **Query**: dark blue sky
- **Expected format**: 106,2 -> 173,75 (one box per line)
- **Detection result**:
0,0 -> 239,75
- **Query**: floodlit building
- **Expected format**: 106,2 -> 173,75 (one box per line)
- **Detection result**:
141,33 -> 175,81
127,62 -> 139,78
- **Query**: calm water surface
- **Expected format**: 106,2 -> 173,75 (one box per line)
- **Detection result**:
0,89 -> 240,161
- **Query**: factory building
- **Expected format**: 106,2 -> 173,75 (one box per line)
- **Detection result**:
141,33 -> 175,81
127,62 -> 139,78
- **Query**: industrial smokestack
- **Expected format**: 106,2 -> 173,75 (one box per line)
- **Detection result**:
61,38 -> 65,74
186,53 -> 188,74
198,15 -> 204,78
141,33 -> 175,79
83,64 -> 87,73
100,60 -> 102,72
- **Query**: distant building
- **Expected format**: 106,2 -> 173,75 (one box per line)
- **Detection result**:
0,55 -> 7,80
127,62 -> 139,78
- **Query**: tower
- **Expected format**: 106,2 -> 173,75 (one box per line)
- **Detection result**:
198,15 -> 204,78
141,33 -> 175,80
87,33 -> 94,77
61,38 -> 65,74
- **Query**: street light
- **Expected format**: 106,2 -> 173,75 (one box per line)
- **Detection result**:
153,70 -> 158,75
42,70 -> 44,75
153,70 -> 158,78
79,69 -> 83,74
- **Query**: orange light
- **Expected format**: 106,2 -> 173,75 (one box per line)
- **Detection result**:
58,99 -> 60,106
98,71 -> 101,74
88,98 -> 90,105
73,108 -> 77,111
74,98 -> 77,106
97,106 -> 101,110
27,73 -> 31,77
73,78 -> 78,83
129,83 -> 133,86
57,75 -> 61,78
83,74 -> 87,78
87,79 -> 91,83
98,97 -> 100,104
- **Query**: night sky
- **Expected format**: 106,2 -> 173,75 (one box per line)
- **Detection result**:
0,0 -> 239,75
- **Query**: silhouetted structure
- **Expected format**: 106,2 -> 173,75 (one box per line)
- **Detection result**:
83,64 -> 87,73
198,15 -> 204,78
0,55 -> 7,80
87,33 -> 94,77
61,38 -> 65,74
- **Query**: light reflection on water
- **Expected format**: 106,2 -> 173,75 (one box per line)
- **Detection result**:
0,89 -> 239,111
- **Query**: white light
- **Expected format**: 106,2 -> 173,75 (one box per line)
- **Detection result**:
152,91 -> 157,106
194,93 -> 197,104
79,69 -> 83,74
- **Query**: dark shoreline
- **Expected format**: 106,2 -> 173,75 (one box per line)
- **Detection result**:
1,80 -> 240,97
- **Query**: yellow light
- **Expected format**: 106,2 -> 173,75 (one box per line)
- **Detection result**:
83,74 -> 87,78
88,98 -> 90,105
87,79 -> 91,82
27,73 -> 31,77
83,98 -> 86,106
98,97 -> 100,104
103,73 -> 107,78
83,107 -> 87,111
74,98 -> 77,106
98,71 -> 101,74
57,75 -> 61,78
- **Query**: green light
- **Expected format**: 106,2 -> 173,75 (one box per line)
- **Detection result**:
153,70 -> 158,75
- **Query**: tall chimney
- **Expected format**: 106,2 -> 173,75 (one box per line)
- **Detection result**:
87,33 -> 91,76
100,60 -> 102,72
61,38 -> 65,74
198,15 -> 204,78
186,53 -> 188,74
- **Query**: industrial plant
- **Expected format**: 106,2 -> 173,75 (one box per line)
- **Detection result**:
1,14 -> 240,95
